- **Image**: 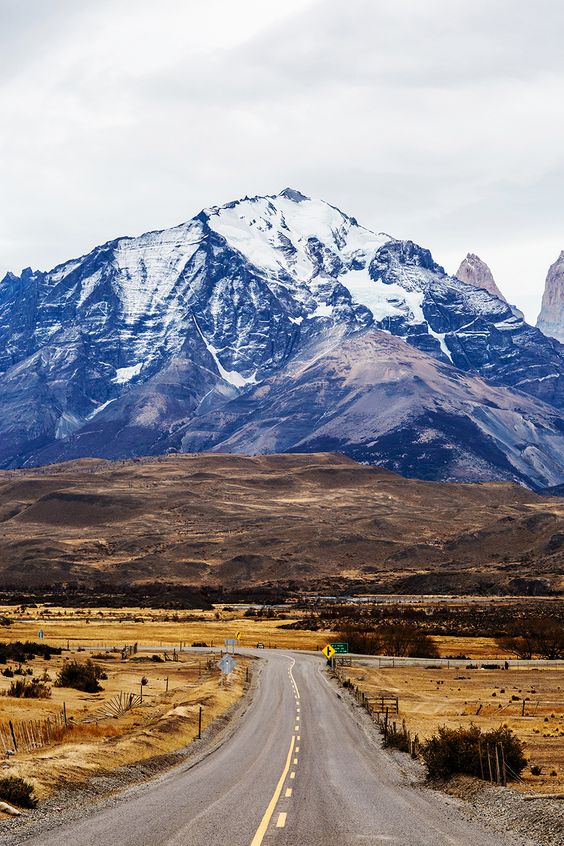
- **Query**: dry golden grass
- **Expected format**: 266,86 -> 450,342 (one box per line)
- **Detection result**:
343,663 -> 564,793
0,641 -> 250,809
0,604 -> 335,651
432,635 -> 505,660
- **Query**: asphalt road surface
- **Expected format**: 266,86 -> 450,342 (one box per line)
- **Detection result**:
20,650 -> 517,846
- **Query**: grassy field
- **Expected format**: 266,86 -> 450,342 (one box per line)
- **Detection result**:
0,604 -> 539,658
0,641 -> 250,817
2,602 -> 563,814
0,605 -> 335,651
340,663 -> 564,793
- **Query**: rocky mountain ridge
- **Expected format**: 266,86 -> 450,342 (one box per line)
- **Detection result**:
455,253 -> 507,301
1,188 -> 563,488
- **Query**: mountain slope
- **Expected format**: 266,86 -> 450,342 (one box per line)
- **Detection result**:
0,453 -> 561,595
171,329 -> 564,489
1,188 -> 563,485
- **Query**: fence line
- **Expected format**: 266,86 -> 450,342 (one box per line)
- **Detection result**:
0,712 -> 66,754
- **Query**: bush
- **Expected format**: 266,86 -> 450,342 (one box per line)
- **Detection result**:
56,658 -> 106,692
336,623 -> 439,658
385,722 -> 411,753
0,641 -> 61,664
0,776 -> 37,808
421,724 -> 526,781
8,678 -> 51,699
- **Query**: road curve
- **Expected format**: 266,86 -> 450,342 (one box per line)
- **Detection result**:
15,650 -> 522,846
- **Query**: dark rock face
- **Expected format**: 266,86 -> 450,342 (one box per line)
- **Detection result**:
0,189 -> 563,487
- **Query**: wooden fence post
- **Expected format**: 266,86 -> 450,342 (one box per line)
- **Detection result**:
9,720 -> 18,752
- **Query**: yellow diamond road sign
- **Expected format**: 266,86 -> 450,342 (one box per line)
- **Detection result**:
235,631 -> 242,640
322,644 -> 336,660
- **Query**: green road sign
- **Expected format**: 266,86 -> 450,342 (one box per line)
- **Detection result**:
330,642 -> 349,654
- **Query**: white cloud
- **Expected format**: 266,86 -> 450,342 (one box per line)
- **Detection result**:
0,0 -> 563,323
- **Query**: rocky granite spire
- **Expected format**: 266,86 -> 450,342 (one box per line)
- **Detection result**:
537,251 -> 564,343
455,253 -> 506,301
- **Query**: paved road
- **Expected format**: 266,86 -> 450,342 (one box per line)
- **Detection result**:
18,650 -> 519,846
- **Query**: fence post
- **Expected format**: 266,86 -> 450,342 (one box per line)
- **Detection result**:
498,744 -> 507,787
9,720 -> 18,752
486,744 -> 493,783
198,706 -> 202,739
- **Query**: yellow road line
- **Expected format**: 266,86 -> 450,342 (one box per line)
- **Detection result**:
285,788 -> 292,798
249,734 -> 296,846
290,771 -> 296,780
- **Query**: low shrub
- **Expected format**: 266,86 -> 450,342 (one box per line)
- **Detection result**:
8,678 -> 51,699
385,722 -> 411,753
56,658 -> 106,693
421,724 -> 526,781
0,641 -> 61,664
0,776 -> 37,808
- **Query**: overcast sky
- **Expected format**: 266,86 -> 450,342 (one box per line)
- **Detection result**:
1,0 -> 563,323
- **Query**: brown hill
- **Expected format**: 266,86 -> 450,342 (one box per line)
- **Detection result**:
0,453 -> 562,595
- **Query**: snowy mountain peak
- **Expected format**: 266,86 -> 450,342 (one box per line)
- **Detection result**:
0,188 -> 563,488
278,187 -> 310,202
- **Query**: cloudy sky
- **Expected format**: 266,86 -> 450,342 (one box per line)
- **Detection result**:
1,0 -> 563,323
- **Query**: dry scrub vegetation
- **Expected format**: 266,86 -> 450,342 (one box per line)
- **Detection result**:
0,634 -> 250,816
342,663 -> 564,793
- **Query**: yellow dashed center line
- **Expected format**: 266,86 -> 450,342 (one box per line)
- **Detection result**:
249,734 -> 296,846
276,812 -> 287,828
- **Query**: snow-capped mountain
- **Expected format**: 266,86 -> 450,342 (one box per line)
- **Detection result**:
1,188 -> 563,487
